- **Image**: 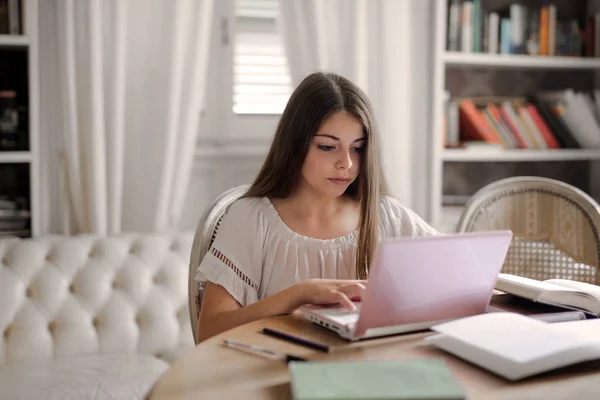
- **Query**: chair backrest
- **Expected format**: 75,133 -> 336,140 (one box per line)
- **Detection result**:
188,184 -> 250,344
457,176 -> 600,284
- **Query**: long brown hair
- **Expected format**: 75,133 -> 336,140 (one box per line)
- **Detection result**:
245,72 -> 388,279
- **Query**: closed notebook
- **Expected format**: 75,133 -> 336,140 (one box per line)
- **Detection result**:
288,359 -> 465,400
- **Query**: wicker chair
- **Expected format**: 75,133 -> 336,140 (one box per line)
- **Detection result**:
187,184 -> 249,344
457,176 -> 600,285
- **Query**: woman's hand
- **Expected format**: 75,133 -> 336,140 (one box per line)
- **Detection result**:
292,279 -> 367,310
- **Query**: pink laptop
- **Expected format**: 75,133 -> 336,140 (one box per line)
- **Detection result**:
299,230 -> 513,341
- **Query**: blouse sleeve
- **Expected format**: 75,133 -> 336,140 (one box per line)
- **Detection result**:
380,196 -> 439,238
193,198 -> 264,306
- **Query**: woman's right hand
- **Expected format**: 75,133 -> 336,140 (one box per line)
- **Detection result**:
292,279 -> 368,310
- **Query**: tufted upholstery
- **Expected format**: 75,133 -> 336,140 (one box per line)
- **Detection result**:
0,232 -> 194,399
457,177 -> 600,284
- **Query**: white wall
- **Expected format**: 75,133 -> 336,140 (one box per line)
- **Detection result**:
180,153 -> 264,231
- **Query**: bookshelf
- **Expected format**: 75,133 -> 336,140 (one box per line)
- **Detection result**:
443,148 -> 600,161
0,34 -> 30,47
430,0 -> 600,233
444,51 -> 600,69
0,0 -> 40,237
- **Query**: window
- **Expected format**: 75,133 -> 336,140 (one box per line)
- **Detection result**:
233,0 -> 293,115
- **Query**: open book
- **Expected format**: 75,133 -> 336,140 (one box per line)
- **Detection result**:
495,273 -> 600,316
427,313 -> 600,380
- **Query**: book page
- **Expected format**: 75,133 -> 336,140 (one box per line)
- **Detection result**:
496,274 -> 577,300
544,279 -> 600,301
499,273 -> 577,292
430,313 -> 592,363
552,318 -> 600,341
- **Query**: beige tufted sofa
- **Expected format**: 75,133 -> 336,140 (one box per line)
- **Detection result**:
0,232 -> 194,400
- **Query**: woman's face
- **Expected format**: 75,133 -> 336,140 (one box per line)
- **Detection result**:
300,112 -> 365,198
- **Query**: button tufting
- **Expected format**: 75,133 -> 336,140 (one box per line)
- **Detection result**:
92,317 -> 100,328
4,326 -> 10,338
25,287 -> 33,297
45,253 -> 53,262
69,283 -> 75,293
135,315 -> 143,325
48,322 -> 56,333
169,242 -> 179,252
152,275 -> 161,284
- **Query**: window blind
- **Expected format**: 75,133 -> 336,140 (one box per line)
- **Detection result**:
233,0 -> 293,114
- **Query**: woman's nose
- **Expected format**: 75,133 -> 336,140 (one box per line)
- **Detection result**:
336,150 -> 353,170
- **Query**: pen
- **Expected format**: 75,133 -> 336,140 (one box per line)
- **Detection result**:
261,328 -> 330,353
222,339 -> 307,362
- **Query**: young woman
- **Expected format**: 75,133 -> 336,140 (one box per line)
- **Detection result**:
194,72 -> 437,341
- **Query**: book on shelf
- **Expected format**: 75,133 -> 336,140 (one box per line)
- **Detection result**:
496,273 -> 600,317
447,1 -> 596,58
427,312 -> 600,380
0,0 -> 21,35
443,91 -> 600,150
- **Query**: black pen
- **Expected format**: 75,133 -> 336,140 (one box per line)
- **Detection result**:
222,339 -> 307,362
261,328 -> 330,353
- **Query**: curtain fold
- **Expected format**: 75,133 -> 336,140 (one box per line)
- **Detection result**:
54,0 -> 214,234
277,0 -> 432,213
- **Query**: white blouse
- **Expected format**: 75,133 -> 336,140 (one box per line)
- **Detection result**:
194,196 -> 437,306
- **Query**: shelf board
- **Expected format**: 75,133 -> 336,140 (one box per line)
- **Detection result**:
0,152 -> 32,163
0,35 -> 30,48
443,149 -> 600,162
443,52 -> 600,69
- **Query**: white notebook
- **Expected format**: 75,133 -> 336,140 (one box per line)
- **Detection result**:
427,313 -> 600,380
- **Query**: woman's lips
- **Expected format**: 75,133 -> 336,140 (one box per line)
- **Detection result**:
328,178 -> 353,184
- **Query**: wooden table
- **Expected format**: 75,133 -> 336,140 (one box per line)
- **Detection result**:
147,312 -> 600,400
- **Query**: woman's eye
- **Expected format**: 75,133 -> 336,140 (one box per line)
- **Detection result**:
317,145 -> 335,151
353,146 -> 365,153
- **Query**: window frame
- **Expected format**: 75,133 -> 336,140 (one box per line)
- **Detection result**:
199,0 -> 286,149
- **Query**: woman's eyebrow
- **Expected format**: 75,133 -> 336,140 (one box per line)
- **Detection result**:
315,134 -> 366,143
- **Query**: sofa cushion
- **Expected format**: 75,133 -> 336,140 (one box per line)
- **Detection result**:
0,233 -> 194,365
156,343 -> 193,364
0,354 -> 169,400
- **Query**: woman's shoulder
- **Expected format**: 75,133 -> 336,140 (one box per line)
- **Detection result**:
379,195 -> 438,237
225,196 -> 273,221
379,195 -> 411,218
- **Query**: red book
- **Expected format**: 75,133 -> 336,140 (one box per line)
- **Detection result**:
526,104 -> 560,149
459,99 -> 501,144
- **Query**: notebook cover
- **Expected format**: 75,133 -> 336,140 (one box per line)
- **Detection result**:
288,359 -> 465,400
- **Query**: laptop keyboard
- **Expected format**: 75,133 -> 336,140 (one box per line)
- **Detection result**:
313,303 -> 361,325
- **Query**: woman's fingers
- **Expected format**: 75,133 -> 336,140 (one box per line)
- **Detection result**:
338,283 -> 367,303
333,291 -> 356,310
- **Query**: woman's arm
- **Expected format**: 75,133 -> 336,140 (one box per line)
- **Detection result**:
197,279 -> 366,342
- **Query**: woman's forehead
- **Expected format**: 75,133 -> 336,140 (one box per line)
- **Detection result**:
316,112 -> 364,140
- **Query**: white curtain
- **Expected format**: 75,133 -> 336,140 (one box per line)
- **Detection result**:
278,0 -> 432,216
53,0 -> 213,234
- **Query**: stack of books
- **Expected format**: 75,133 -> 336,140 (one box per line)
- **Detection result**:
444,90 -> 600,149
448,1 -> 597,57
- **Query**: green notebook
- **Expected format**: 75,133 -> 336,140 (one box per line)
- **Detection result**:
288,359 -> 465,400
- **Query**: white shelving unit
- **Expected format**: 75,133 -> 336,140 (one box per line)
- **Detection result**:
0,0 -> 40,237
0,34 -> 30,47
443,51 -> 600,69
429,0 -> 600,232
442,149 -> 600,162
